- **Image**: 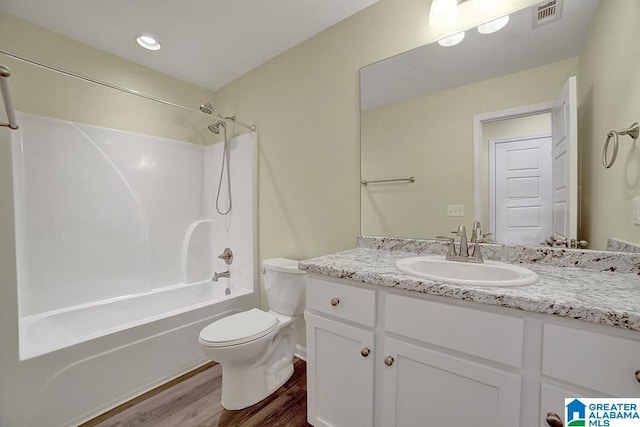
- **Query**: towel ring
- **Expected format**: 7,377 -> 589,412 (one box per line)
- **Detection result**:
602,122 -> 639,168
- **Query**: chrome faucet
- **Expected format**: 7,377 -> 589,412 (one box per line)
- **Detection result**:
469,221 -> 484,262
212,271 -> 230,282
437,222 -> 485,263
455,224 -> 469,257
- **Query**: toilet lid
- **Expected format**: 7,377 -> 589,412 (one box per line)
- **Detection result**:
199,309 -> 279,347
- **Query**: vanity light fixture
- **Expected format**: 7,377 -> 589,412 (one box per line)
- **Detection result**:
477,15 -> 510,34
429,0 -> 460,30
471,0 -> 501,12
136,35 -> 161,51
438,31 -> 465,47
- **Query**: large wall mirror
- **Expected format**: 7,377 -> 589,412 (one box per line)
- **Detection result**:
360,0 -> 640,251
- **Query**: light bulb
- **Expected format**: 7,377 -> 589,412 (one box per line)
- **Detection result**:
429,0 -> 459,29
438,31 -> 465,47
136,35 -> 161,51
477,15 -> 510,34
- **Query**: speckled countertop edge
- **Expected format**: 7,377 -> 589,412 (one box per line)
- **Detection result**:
299,238 -> 640,332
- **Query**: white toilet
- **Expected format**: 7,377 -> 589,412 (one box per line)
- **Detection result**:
198,258 -> 306,410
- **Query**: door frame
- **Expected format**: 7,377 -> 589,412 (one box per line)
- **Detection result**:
473,101 -> 554,228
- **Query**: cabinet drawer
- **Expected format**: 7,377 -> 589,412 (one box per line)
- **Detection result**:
306,277 -> 376,327
542,323 -> 640,397
385,293 -> 523,367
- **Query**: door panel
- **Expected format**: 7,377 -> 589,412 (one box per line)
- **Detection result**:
490,134 -> 552,245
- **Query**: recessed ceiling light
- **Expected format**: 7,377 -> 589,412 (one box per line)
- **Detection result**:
477,15 -> 510,34
438,31 -> 465,47
136,35 -> 161,51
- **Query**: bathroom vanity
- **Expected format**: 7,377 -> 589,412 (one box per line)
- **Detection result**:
301,237 -> 640,427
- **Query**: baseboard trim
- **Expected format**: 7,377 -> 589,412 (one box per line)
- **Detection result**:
295,344 -> 307,361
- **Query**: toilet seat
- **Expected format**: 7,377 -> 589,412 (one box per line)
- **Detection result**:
199,308 -> 279,348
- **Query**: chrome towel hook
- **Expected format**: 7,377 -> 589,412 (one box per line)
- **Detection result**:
602,122 -> 639,168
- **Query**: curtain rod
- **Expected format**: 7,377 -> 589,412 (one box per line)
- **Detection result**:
0,49 -> 210,115
0,64 -> 19,129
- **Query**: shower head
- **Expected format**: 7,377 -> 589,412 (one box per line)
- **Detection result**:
200,103 -> 214,114
200,102 -> 224,118
208,120 -> 226,135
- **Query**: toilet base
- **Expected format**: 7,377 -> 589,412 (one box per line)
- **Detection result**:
220,359 -> 294,410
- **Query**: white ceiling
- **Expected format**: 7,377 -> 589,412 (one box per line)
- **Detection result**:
0,0 -> 380,91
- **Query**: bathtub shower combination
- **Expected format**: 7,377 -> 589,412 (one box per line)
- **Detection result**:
12,111 -> 257,359
8,111 -> 258,425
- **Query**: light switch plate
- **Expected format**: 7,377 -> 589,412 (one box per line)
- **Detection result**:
447,204 -> 465,217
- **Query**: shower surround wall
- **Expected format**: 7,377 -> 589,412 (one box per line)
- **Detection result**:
6,112 -> 258,426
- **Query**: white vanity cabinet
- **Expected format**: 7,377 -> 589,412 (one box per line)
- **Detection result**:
539,323 -> 640,426
305,276 -> 523,427
305,277 -> 376,427
305,274 -> 640,427
380,294 -> 523,427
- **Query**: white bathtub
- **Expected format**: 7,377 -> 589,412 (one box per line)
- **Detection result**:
20,280 -> 252,360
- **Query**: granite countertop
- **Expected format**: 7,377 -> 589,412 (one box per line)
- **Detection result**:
299,237 -> 640,332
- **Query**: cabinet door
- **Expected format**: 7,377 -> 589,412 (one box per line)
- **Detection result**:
306,312 -> 375,427
540,382 -> 607,427
381,337 -> 521,427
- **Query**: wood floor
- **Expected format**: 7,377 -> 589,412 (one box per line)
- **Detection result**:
83,358 -> 311,427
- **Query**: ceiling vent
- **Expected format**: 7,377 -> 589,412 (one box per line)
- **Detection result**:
532,0 -> 563,28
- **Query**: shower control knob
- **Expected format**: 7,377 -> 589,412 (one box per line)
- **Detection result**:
330,298 -> 340,307
360,347 -> 370,358
218,248 -> 233,265
384,356 -> 395,367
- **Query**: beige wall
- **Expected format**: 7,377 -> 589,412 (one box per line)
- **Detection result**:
361,58 -> 577,239
578,0 -> 640,249
214,0 -> 539,262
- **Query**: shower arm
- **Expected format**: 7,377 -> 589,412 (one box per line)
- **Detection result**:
201,103 -> 256,132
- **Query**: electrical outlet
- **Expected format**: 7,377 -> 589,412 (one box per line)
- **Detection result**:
447,204 -> 464,217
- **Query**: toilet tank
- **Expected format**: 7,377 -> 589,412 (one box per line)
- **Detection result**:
262,258 -> 306,316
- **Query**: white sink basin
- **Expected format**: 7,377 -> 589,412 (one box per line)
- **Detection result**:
396,256 -> 538,287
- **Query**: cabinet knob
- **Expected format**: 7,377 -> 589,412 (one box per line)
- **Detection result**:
360,347 -> 370,357
330,297 -> 340,307
384,356 -> 395,367
635,369 -> 640,383
546,412 -> 564,427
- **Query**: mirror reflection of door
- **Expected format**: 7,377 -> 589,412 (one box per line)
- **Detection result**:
489,134 -> 552,245
551,76 -> 578,242
477,76 -> 578,246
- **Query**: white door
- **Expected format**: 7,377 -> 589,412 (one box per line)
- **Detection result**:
306,312 -> 375,427
551,76 -> 578,241
490,134 -> 553,245
380,337 -> 521,427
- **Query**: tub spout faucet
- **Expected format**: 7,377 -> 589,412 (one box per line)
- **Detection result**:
212,271 -> 230,282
